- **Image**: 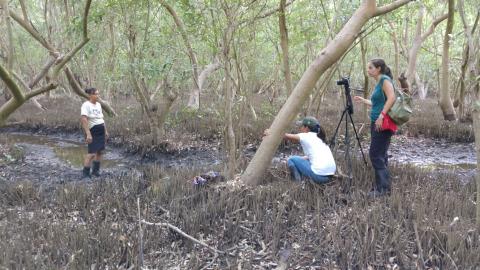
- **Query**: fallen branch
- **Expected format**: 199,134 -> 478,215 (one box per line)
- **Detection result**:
141,219 -> 225,255
238,224 -> 261,235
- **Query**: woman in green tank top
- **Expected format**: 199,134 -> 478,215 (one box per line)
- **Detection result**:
353,58 -> 396,198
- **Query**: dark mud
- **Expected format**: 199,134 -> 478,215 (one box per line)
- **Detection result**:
0,130 -> 223,186
0,128 -> 476,186
389,135 -> 476,179
0,132 -> 138,185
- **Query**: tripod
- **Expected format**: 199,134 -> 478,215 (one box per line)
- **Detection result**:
330,78 -> 368,191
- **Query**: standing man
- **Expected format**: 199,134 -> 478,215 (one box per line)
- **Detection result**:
81,87 -> 108,179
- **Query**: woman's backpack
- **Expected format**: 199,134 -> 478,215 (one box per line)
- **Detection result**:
388,86 -> 412,125
381,77 -> 413,126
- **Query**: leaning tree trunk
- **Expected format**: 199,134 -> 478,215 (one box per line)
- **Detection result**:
438,0 -> 456,121
241,0 -> 414,185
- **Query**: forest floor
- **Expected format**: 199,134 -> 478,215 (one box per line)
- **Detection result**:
0,127 -> 475,187
1,97 -> 479,269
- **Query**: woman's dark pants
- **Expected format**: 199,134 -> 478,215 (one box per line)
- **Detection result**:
369,124 -> 393,193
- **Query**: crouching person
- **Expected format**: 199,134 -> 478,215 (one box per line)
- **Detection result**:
265,116 -> 336,183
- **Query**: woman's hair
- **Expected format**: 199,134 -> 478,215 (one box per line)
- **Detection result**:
370,58 -> 393,79
85,87 -> 97,95
307,124 -> 327,142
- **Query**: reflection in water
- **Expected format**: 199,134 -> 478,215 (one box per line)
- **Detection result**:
2,132 -> 476,173
3,133 -> 121,168
54,146 -> 118,168
415,163 -> 476,171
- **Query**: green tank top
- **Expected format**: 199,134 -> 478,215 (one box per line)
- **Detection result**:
370,75 -> 392,122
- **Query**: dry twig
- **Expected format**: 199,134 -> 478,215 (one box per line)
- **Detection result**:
141,220 -> 225,255
137,198 -> 144,268
413,221 -> 425,270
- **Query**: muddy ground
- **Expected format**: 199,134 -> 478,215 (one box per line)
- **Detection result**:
0,127 -> 475,186
0,127 -> 478,269
0,129 -> 225,186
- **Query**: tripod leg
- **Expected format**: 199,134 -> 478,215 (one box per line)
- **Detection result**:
344,112 -> 353,192
347,112 -> 368,166
330,108 -> 348,148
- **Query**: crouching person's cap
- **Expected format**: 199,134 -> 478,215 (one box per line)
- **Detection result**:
296,116 -> 320,129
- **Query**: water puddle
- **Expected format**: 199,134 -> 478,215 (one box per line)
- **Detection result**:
2,133 -> 123,169
0,131 -> 476,182
1,131 -> 222,171
389,136 -> 476,176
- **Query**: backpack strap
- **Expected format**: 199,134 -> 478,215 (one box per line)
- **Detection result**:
380,75 -> 395,102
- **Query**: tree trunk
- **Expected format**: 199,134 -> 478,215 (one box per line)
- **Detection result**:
0,63 -> 57,126
406,3 -> 448,92
189,60 -> 221,108
387,20 -> 400,81
0,0 -> 93,126
414,72 -> 426,99
474,55 -> 479,229
279,0 -> 293,95
406,4 -> 425,86
223,24 -> 236,180
241,0 -> 414,185
473,65 -> 480,228
156,84 -> 178,137
456,43 -> 469,117
1,0 -> 13,101
438,0 -> 456,121
360,38 -> 369,120
158,0 -> 201,109
64,67 -> 116,116
457,0 -> 480,120
1,0 -> 13,70
457,0 -> 480,225
63,0 -> 70,22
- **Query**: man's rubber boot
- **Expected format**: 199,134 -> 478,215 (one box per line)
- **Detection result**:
82,167 -> 91,180
92,161 -> 101,177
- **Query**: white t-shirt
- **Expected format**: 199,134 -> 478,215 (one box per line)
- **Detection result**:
298,132 -> 336,175
81,101 -> 104,129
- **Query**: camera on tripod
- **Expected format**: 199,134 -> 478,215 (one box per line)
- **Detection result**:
336,77 -> 353,115
336,77 -> 350,86
330,76 -> 368,190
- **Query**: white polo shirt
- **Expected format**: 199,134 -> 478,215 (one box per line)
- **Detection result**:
81,101 -> 104,129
